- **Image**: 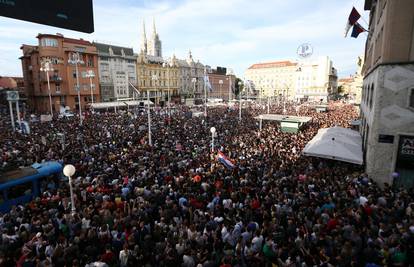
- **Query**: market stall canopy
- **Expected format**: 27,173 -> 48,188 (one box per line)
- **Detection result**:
255,114 -> 312,133
254,114 -> 312,123
90,100 -> 154,109
302,127 -> 363,165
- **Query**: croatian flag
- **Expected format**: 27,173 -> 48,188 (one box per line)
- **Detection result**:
351,22 -> 367,38
217,151 -> 235,169
344,7 -> 361,37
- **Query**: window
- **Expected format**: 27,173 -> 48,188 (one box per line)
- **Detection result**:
51,57 -> 59,64
87,56 -> 94,67
74,46 -> 86,53
409,88 -> 414,109
73,71 -> 77,78
369,84 -> 374,108
40,38 -> 58,47
7,182 -> 33,199
55,84 -> 61,93
60,95 -> 66,105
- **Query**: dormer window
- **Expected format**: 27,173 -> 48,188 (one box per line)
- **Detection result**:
40,38 -> 58,47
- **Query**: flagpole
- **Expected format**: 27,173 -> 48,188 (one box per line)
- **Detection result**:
204,67 -> 207,118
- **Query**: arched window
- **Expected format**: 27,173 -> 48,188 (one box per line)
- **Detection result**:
369,84 -> 374,108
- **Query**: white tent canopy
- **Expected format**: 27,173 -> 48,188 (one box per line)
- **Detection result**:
90,100 -> 154,109
302,126 -> 363,165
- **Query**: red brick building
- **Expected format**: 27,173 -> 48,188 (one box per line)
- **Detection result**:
207,67 -> 236,101
20,33 -> 100,113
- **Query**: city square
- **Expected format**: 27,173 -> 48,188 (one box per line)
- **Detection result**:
0,0 -> 414,266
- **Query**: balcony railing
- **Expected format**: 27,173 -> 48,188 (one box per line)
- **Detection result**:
50,75 -> 63,82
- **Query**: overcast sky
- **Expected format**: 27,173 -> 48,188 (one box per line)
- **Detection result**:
0,0 -> 368,78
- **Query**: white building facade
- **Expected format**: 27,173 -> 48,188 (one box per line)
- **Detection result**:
245,56 -> 337,102
94,42 -> 137,102
176,50 -> 205,98
295,56 -> 337,101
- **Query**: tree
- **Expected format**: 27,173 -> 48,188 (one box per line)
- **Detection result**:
338,85 -> 345,95
234,77 -> 244,96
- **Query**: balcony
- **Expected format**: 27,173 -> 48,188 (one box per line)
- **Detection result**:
42,75 -> 63,82
50,75 -> 63,82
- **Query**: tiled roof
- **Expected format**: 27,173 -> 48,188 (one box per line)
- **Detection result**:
338,77 -> 354,83
94,42 -> 134,56
64,37 -> 93,46
248,60 -> 297,69
0,77 -> 18,89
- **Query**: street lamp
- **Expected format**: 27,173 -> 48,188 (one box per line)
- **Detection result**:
85,70 -> 95,111
63,164 -> 76,215
239,81 -> 243,121
219,79 -> 223,100
267,95 -> 270,114
40,59 -> 54,117
210,127 -> 216,152
162,61 -> 172,121
259,115 -> 263,131
227,77 -> 232,101
68,52 -> 84,126
147,74 -> 158,146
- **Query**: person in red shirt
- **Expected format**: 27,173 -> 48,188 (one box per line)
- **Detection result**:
101,245 -> 115,265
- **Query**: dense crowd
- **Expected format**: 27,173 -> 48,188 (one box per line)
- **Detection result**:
0,102 -> 413,267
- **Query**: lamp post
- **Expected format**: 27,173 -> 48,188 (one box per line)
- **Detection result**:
228,77 -> 232,101
259,115 -> 263,131
219,79 -> 223,100
148,74 -> 158,146
68,52 -> 84,126
210,127 -> 216,152
239,81 -> 243,121
40,59 -> 54,117
63,164 -> 76,215
151,74 -> 159,104
85,70 -> 95,111
267,95 -> 270,114
162,61 -> 171,121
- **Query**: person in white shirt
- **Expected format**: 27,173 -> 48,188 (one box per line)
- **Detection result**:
119,245 -> 130,267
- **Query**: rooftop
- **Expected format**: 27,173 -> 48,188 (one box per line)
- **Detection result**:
94,42 -> 135,57
248,60 -> 297,69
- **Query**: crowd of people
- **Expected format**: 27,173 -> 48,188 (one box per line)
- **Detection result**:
0,101 -> 413,267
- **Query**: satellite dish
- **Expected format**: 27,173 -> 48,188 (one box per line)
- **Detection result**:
297,43 -> 313,59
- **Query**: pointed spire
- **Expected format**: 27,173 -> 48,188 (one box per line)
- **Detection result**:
142,19 -> 146,38
141,19 -> 147,54
152,17 -> 156,35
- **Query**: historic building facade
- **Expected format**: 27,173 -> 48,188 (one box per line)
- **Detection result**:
176,50 -> 205,99
136,20 -> 179,104
245,57 -> 337,102
94,42 -> 137,102
207,67 -> 236,100
338,56 -> 364,104
295,56 -> 337,101
20,33 -> 100,113
360,0 -> 414,187
244,60 -> 298,101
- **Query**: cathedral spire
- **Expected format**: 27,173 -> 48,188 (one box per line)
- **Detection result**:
152,17 -> 157,36
140,19 -> 147,54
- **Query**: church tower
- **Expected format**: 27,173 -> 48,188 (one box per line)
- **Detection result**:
147,18 -> 162,57
140,20 -> 147,54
